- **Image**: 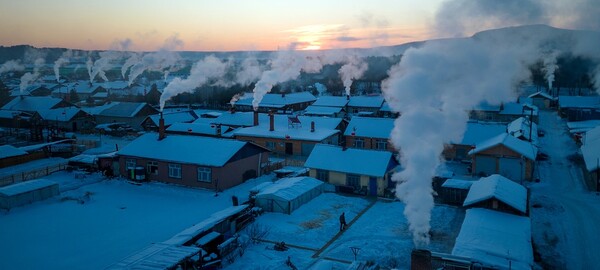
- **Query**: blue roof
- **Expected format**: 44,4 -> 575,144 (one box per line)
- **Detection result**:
344,116 -> 394,139
304,144 -> 396,177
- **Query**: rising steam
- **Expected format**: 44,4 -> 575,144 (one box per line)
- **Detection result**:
20,58 -> 45,94
0,60 -> 25,74
542,50 -> 559,90
54,50 -> 73,82
338,55 -> 368,96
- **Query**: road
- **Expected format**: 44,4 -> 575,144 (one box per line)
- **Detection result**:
531,110 -> 600,269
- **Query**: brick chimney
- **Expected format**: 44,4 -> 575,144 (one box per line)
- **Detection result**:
230,106 -> 236,114
310,121 -> 315,132
281,92 -> 286,98
269,111 -> 274,131
253,110 -> 259,126
158,112 -> 166,140
346,94 -> 350,100
216,124 -> 221,137
410,249 -> 432,270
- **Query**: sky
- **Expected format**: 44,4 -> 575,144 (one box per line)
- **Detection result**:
0,0 -> 444,51
0,0 -> 597,52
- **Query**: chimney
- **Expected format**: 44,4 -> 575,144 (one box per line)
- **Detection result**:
158,112 -> 166,140
281,93 -> 286,98
230,106 -> 236,114
269,111 -> 274,131
410,249 -> 432,270
310,121 -> 315,132
346,94 -> 350,100
216,124 -> 222,137
253,110 -> 259,126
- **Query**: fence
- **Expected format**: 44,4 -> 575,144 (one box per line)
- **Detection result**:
0,162 -> 68,187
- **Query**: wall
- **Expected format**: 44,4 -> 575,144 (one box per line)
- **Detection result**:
236,134 -> 337,157
471,145 -> 534,181
309,169 -> 387,196
345,136 -> 394,152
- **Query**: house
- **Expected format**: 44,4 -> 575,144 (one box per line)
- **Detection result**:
1,96 -> 72,113
117,132 -> 270,190
234,92 -> 316,113
444,121 -> 506,161
233,112 -> 342,157
0,110 -> 42,130
558,95 -> 600,122
439,178 -> 474,206
470,102 -> 539,123
378,101 -> 400,118
91,102 -> 158,130
38,107 -> 95,132
344,116 -> 395,151
166,122 -> 235,138
469,133 -> 538,182
303,105 -> 345,118
463,174 -> 528,216
469,102 -> 501,122
452,208 -> 533,270
304,144 -> 399,196
311,96 -> 349,108
507,117 -> 538,145
580,127 -> 600,191
346,95 -> 384,116
527,91 -> 556,109
141,110 -> 198,131
254,177 -> 325,214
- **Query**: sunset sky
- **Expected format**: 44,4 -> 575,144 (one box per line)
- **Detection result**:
0,0 -> 596,52
0,0 -> 445,51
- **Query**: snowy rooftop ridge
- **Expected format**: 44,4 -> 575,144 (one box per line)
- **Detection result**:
455,121 -> 506,145
452,208 -> 533,270
311,96 -> 349,107
0,145 -> 28,159
343,116 -> 394,139
0,179 -> 58,197
528,91 -> 556,100
469,133 -> 538,160
304,144 -> 397,177
463,174 -> 528,213
106,243 -> 200,270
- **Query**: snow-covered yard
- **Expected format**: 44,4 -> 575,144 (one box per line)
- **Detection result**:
227,194 -> 464,270
0,171 -> 275,270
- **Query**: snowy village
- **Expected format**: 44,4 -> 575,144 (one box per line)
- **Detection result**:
1,2 -> 600,270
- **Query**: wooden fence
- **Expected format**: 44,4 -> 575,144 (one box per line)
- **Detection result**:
0,162 -> 68,187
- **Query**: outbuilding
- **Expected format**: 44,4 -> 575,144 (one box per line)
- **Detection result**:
254,177 -> 325,214
0,179 -> 59,210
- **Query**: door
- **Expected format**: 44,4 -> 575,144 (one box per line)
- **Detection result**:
474,156 -> 496,177
72,121 -> 78,132
369,177 -> 378,196
285,142 -> 293,155
499,157 -> 523,182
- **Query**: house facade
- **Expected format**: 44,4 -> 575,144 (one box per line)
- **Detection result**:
343,116 -> 395,152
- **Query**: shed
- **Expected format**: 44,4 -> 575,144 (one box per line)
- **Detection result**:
463,174 -> 528,215
0,179 -> 59,210
440,178 -> 474,206
255,177 -> 325,214
106,243 -> 201,270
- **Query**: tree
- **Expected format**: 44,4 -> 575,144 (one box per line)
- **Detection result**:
145,83 -> 160,105
0,80 -> 10,107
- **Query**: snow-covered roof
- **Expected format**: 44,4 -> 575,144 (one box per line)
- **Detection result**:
256,177 -> 324,201
39,107 -> 87,122
463,174 -> 527,213
206,111 -> 266,127
233,114 -> 342,141
68,154 -> 98,165
558,96 -> 600,109
452,208 -> 532,270
347,96 -> 384,108
472,101 -> 501,112
507,117 -> 538,145
117,133 -> 254,167
19,139 -> 75,152
528,91 -> 556,100
567,120 -> 600,134
0,179 -> 58,197
581,137 -> 600,171
145,111 -> 197,126
584,125 -> 600,145
235,92 -> 316,108
166,122 -> 234,137
98,102 -> 155,117
380,101 -> 393,112
304,144 -> 397,177
499,102 -> 538,116
0,145 -> 28,159
344,116 -> 394,139
468,133 -> 538,160
1,96 -> 64,112
311,96 -> 349,107
455,121 -> 506,146
163,205 -> 249,245
442,178 -> 474,190
101,80 -> 130,90
304,105 -> 343,116
106,243 -> 200,270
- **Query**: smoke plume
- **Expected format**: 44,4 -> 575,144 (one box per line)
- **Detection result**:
314,82 -> 327,96
0,60 -> 25,74
20,58 -> 46,94
338,55 -> 368,96
54,50 -> 73,82
127,35 -> 184,86
541,50 -> 559,90
159,55 -> 230,111
122,52 -> 141,78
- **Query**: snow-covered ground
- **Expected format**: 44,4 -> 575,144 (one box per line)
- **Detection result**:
227,195 -> 464,270
529,110 -> 600,269
0,172 -> 275,270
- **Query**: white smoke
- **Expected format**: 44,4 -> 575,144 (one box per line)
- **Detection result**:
229,92 -> 251,107
54,50 -> 73,82
88,39 -> 132,83
19,58 -> 45,94
235,56 -> 263,86
86,57 -> 93,81
541,50 -> 559,90
338,55 -> 368,96
383,37 -> 537,247
121,52 -> 141,78
0,60 -> 25,74
314,82 -> 327,96
127,35 -> 184,86
159,55 -> 230,111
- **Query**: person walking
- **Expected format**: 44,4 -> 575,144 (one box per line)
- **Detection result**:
339,212 -> 347,231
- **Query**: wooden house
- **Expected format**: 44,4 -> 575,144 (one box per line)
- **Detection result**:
344,116 -> 395,151
463,174 -> 528,216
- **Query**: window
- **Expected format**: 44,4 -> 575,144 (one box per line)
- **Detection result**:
376,140 -> 388,150
126,159 -> 136,169
197,167 -> 212,183
354,138 -> 364,148
346,174 -> 360,189
147,161 -> 158,175
316,169 -> 329,182
168,164 -> 181,179
265,141 -> 276,150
